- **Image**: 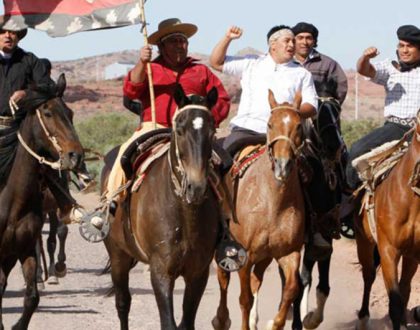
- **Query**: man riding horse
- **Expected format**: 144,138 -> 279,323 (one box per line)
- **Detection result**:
81,18 -> 246,271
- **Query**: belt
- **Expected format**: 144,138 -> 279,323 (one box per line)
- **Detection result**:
386,116 -> 416,127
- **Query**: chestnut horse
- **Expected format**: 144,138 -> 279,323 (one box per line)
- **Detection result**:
103,85 -> 221,330
212,91 -> 305,330
0,74 -> 83,329
355,111 -> 420,330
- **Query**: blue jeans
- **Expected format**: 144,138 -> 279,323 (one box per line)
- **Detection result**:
345,121 -> 412,190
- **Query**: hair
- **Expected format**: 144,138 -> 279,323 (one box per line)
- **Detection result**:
266,25 -> 292,43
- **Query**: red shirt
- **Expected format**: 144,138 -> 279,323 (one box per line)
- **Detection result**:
123,57 -> 230,127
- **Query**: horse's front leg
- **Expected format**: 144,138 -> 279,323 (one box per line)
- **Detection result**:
150,261 -> 177,330
46,211 -> 58,283
55,218 -> 68,278
13,254 -> 39,330
178,267 -> 210,330
238,260 -> 253,330
399,256 -> 418,317
249,258 -> 271,330
302,252 -> 332,329
291,249 -> 315,330
212,264 -> 232,330
0,257 -> 18,330
268,252 -> 300,330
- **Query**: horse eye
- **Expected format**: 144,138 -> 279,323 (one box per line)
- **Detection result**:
43,110 -> 53,118
267,123 -> 272,130
176,125 -> 184,136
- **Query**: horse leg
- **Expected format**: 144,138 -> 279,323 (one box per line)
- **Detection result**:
302,254 -> 332,329
34,238 -> 45,290
212,265 -> 232,330
55,218 -> 68,278
355,228 -> 377,330
268,252 -> 300,330
399,257 -> 418,325
379,244 -> 405,330
0,257 -> 18,330
150,261 -> 177,330
238,260 -> 253,330
291,249 -> 315,330
109,247 -> 133,330
249,258 -> 271,330
47,212 -> 58,284
13,254 -> 39,330
178,267 -> 210,330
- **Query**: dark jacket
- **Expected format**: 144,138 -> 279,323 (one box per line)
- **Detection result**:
301,49 -> 348,105
0,47 -> 54,115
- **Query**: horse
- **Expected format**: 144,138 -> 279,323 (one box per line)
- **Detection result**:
291,81 -> 346,330
103,84 -> 221,330
354,111 -> 420,330
0,74 -> 83,330
212,90 -> 305,330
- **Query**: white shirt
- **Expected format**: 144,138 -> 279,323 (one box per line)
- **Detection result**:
372,59 -> 420,119
223,54 -> 317,133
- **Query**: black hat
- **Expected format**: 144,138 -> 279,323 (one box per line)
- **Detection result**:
397,25 -> 420,45
292,22 -> 319,46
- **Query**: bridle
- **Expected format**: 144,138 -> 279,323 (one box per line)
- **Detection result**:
10,98 -> 66,171
169,104 -> 212,199
266,105 -> 305,163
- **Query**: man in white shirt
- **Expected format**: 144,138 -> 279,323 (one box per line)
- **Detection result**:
210,25 -> 331,248
210,25 -> 317,153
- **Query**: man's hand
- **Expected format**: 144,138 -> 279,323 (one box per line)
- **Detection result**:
10,90 -> 26,103
140,45 -> 153,63
226,26 -> 243,40
363,47 -> 379,59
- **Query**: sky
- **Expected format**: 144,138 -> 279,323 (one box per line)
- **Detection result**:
1,0 -> 420,70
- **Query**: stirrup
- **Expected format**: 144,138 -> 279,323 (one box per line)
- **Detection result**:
79,208 -> 111,243
215,238 -> 247,272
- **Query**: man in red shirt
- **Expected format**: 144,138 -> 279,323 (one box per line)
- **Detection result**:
83,18 -> 244,271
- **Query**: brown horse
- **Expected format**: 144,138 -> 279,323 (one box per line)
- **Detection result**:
0,74 -> 83,330
103,85 -> 221,330
355,111 -> 420,330
212,91 -> 305,330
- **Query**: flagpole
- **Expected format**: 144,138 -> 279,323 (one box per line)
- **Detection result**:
139,0 -> 156,128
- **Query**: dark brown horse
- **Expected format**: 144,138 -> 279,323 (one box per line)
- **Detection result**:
0,74 -> 83,330
212,91 -> 305,330
355,111 -> 420,330
103,85 -> 221,330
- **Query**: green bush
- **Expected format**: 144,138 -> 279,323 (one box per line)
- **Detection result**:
75,112 -> 138,180
341,119 -> 382,148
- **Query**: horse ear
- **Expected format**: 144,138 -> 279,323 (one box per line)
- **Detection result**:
268,89 -> 277,109
206,87 -> 218,109
293,90 -> 302,110
174,83 -> 189,108
56,73 -> 67,97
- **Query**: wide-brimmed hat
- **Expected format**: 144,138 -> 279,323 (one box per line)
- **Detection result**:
148,18 -> 197,45
0,15 -> 27,40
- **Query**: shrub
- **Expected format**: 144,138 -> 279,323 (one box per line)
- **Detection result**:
341,119 -> 382,148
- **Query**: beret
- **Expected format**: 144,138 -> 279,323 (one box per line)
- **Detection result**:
397,25 -> 420,45
292,22 -> 319,41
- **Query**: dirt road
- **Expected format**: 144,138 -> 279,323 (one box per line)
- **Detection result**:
2,192 -> 419,330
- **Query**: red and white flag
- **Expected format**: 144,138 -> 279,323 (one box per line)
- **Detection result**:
2,0 -> 141,37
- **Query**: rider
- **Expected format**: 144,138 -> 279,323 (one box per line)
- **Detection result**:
292,22 -> 349,245
82,18 -> 246,271
0,18 -> 85,222
209,25 -> 333,249
345,25 -> 420,207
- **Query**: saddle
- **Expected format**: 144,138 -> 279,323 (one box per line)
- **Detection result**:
230,144 -> 265,180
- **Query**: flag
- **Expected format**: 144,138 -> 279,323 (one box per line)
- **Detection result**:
2,0 -> 141,37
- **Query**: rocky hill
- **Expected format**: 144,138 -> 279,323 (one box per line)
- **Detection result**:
52,49 -> 385,123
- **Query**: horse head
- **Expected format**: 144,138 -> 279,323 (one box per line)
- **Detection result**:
171,84 -> 217,204
17,73 -> 83,170
267,89 -> 304,183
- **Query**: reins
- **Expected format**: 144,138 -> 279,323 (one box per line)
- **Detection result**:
10,98 -> 66,171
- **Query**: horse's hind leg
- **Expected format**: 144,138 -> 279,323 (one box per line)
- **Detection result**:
178,267 -> 210,330
268,252 -> 300,330
212,265 -> 232,330
302,254 -> 332,329
13,254 -> 39,330
46,211 -> 58,284
399,257 -> 417,325
249,258 -> 271,330
55,218 -> 68,278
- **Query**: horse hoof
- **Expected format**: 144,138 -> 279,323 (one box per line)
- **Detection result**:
47,276 -> 59,285
303,311 -> 323,329
355,316 -> 370,330
37,281 -> 45,291
412,306 -> 420,323
211,316 -> 231,330
54,263 -> 67,278
265,320 -> 274,330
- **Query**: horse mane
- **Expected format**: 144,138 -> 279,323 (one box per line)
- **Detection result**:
315,78 -> 338,99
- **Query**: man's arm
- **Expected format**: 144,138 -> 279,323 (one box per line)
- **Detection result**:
357,47 -> 379,78
130,45 -> 153,83
210,26 -> 243,72
331,61 -> 348,105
